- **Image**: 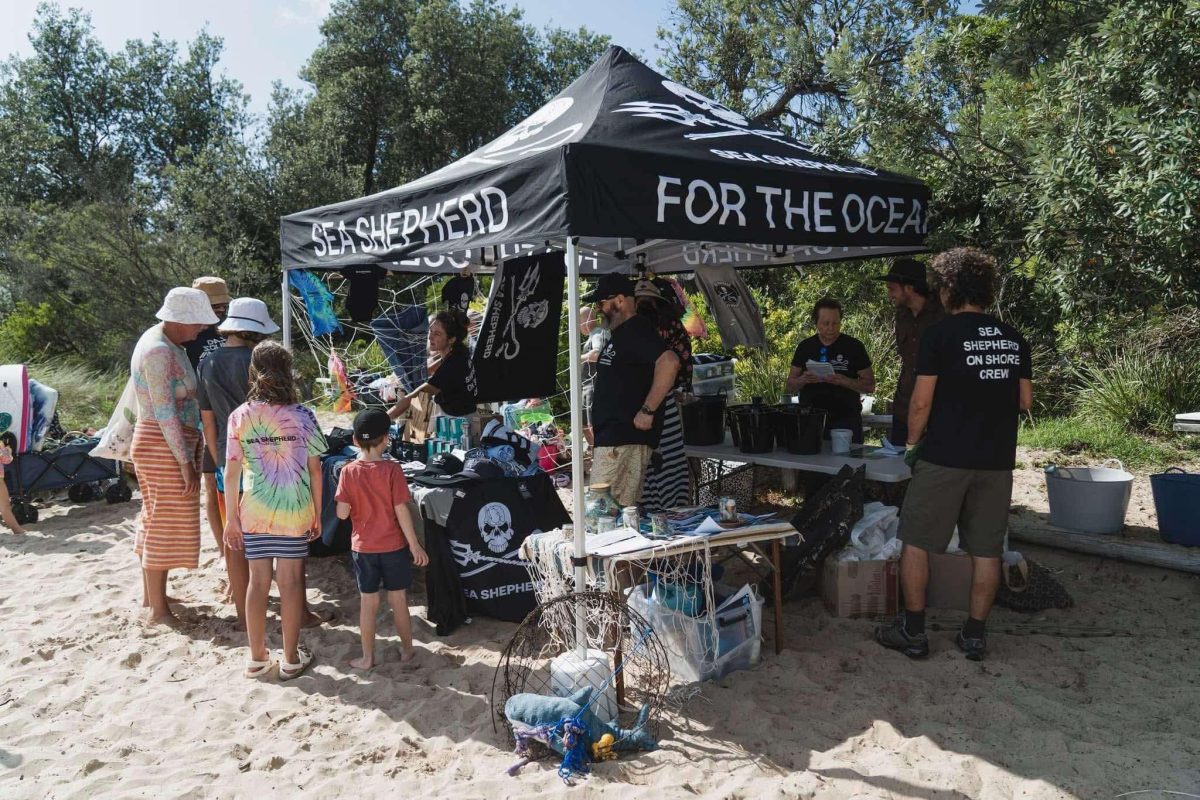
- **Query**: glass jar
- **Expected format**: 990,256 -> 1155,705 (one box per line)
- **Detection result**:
584,483 -> 619,534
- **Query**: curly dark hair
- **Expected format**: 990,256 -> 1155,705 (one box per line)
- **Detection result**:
811,297 -> 843,323
433,309 -> 469,354
246,340 -> 299,406
930,247 -> 997,310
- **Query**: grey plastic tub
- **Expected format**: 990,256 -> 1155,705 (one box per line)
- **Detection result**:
1045,459 -> 1133,534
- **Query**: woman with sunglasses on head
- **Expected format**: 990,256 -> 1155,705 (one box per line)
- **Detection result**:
786,297 -> 876,444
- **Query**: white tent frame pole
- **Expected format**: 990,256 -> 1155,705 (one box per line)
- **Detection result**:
282,268 -> 292,350
565,237 -> 588,657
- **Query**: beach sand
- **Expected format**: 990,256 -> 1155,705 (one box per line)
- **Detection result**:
2,452 -> 1198,799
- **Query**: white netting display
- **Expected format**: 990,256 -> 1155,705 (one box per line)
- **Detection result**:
285,264 -> 576,479
521,528 -> 765,686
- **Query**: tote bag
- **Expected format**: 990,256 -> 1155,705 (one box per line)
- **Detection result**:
90,376 -> 138,462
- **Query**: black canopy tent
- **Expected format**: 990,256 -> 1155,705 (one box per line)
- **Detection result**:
280,45 -> 930,649
280,46 -> 929,276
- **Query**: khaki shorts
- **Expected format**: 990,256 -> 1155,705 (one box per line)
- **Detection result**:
899,461 -> 1013,558
591,445 -> 652,507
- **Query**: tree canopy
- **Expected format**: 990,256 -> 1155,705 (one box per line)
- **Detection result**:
1,0 -> 1195,370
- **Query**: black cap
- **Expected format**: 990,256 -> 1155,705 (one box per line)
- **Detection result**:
582,274 -> 636,303
875,258 -> 928,290
461,456 -> 505,480
419,452 -> 463,478
353,408 -> 391,445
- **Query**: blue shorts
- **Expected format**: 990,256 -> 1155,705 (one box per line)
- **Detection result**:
243,533 -> 309,560
352,548 -> 413,594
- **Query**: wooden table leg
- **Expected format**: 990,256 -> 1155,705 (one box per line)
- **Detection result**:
771,538 -> 783,655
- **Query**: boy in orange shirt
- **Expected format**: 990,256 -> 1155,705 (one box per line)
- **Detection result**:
335,409 -> 428,669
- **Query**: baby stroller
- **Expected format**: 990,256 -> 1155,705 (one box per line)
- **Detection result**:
4,433 -> 133,524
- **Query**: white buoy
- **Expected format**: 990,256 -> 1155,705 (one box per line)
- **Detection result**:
550,648 -> 617,724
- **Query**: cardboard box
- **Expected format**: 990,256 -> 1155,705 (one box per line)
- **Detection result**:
822,557 -> 899,618
920,551 -> 974,612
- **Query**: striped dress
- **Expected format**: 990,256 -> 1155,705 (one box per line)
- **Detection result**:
130,324 -> 203,570
639,310 -> 693,513
639,395 -> 690,512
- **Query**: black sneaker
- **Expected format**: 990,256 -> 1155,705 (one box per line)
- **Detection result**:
875,617 -> 930,659
955,629 -> 987,661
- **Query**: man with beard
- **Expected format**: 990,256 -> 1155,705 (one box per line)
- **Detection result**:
874,258 -> 943,446
185,277 -> 230,369
584,275 -> 680,507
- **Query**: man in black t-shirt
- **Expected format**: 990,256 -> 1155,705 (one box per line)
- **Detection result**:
876,248 -> 1032,662
185,276 -> 230,369
584,274 -> 680,507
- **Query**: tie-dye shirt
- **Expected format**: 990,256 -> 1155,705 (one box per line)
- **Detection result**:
226,402 -> 328,537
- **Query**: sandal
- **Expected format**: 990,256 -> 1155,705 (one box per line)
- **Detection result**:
278,646 -> 313,681
244,656 -> 277,679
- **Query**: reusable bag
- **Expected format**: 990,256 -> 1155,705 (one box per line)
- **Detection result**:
90,377 -> 138,462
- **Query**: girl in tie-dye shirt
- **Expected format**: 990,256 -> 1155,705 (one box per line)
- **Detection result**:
224,341 -> 327,681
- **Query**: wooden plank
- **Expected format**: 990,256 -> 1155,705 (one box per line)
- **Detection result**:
1008,521 -> 1200,575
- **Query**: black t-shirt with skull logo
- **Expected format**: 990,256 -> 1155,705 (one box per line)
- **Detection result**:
443,473 -> 571,621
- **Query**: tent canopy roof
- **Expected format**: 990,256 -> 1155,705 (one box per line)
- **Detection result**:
281,46 -> 929,274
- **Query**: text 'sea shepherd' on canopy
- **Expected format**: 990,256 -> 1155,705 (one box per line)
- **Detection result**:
310,186 -> 509,258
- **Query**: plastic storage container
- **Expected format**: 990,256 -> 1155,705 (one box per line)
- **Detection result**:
1045,460 -> 1133,534
692,374 -> 736,397
1150,468 -> 1200,546
627,583 -> 763,683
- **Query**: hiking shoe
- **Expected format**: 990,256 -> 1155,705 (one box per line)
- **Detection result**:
875,617 -> 930,659
955,629 -> 987,661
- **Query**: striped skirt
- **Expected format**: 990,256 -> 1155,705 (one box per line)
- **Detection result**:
640,395 -> 691,513
132,422 -> 202,570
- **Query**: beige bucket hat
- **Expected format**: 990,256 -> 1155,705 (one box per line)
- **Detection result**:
156,287 -> 221,325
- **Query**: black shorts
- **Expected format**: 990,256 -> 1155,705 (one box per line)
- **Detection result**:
352,548 -> 414,593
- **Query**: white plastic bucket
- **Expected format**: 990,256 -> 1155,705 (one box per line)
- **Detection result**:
1045,459 -> 1133,534
830,428 -> 853,455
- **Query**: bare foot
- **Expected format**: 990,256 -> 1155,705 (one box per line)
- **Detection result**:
398,648 -> 416,665
302,609 -> 335,629
231,618 -> 247,633
9,528 -> 26,535
142,610 -> 180,628
349,655 -> 374,670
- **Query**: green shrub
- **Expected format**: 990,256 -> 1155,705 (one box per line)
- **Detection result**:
25,360 -> 127,432
1018,416 -> 1200,470
1074,349 -> 1200,436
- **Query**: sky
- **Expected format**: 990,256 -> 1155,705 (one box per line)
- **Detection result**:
0,0 -> 676,121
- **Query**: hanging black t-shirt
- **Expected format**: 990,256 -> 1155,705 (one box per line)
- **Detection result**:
441,274 -> 474,314
428,347 -> 478,417
184,326 -> 225,370
340,266 -> 389,322
790,333 -> 872,416
917,312 -> 1031,470
592,314 -> 669,448
444,473 -> 571,622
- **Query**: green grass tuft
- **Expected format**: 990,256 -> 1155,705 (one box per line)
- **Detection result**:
1019,415 -> 1200,471
26,361 -> 127,433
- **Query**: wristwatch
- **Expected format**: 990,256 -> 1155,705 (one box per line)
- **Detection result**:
639,404 -> 656,415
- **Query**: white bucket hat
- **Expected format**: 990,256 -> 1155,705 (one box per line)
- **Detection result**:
218,297 -> 280,335
156,287 -> 220,325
